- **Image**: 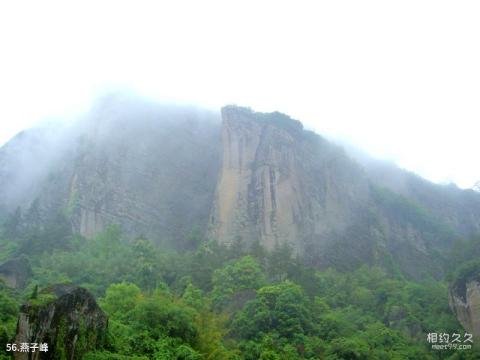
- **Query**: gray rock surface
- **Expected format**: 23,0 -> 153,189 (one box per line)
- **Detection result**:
449,266 -> 480,339
209,106 -> 370,257
14,284 -> 108,360
0,255 -> 32,288
1,97 -> 480,278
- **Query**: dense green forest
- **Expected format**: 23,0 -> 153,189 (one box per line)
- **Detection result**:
0,209 -> 479,359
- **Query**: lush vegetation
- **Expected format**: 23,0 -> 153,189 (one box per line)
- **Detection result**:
1,208 -> 479,359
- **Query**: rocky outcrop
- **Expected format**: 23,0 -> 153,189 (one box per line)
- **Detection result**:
210,106 -> 371,258
66,99 -> 221,244
0,255 -> 32,288
210,106 -> 308,250
1,97 -> 480,277
208,106 -> 470,277
14,284 -> 108,360
449,270 -> 480,338
358,159 -> 480,239
0,95 -> 221,247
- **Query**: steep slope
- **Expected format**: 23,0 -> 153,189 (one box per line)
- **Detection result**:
14,284 -> 108,359
208,106 -> 480,277
448,259 -> 480,339
0,95 -> 222,247
1,97 -> 480,278
360,159 -> 480,239
0,125 -> 74,220
66,96 -> 221,245
209,106 -> 372,261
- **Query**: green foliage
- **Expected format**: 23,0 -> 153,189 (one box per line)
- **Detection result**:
182,281 -> 204,310
153,338 -> 201,359
453,259 -> 480,285
65,188 -> 80,216
232,281 -> 312,340
1,223 -> 479,359
447,235 -> 480,280
96,281 -> 237,359
187,240 -> 231,291
84,351 -> 148,359
266,241 -> 298,282
100,283 -> 141,320
0,285 -> 20,358
212,256 -> 265,309
1,203 -> 73,256
131,238 -> 161,290
2,207 -> 23,240
0,285 -> 19,338
371,184 -> 456,245
131,293 -> 197,343
28,292 -> 57,307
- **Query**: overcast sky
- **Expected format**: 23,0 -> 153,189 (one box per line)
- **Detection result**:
0,1 -> 479,188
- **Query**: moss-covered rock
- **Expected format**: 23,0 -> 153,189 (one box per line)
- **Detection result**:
0,255 -> 32,289
14,284 -> 108,360
449,261 -> 480,339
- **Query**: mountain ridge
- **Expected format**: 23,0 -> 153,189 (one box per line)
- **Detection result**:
1,96 -> 480,280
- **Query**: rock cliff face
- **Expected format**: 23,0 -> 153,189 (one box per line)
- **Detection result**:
209,106 -> 371,257
1,97 -> 480,277
0,126 -> 74,219
0,255 -> 32,288
0,95 -> 221,247
14,284 -> 108,360
359,159 -> 480,239
65,98 -> 221,244
449,274 -> 480,338
208,106 -> 475,277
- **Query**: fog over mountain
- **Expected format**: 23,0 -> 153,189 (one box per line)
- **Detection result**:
2,1 -> 480,189
2,2 -> 480,358
2,94 -> 480,282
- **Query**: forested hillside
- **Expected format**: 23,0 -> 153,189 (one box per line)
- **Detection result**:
1,99 -> 480,359
1,219 -> 479,359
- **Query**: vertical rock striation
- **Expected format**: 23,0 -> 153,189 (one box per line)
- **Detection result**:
1,97 -> 480,277
0,255 -> 32,289
14,284 -> 108,360
449,271 -> 480,339
210,106 -> 371,258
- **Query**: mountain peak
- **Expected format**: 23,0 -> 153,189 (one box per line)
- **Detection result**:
221,105 -> 304,135
1,99 -> 480,279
